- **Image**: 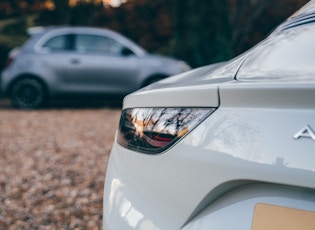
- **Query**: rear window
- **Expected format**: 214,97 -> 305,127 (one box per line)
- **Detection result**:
237,23 -> 315,81
42,34 -> 69,51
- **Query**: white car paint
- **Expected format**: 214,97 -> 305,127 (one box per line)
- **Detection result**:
103,1 -> 315,229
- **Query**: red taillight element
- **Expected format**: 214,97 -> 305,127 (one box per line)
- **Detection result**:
117,108 -> 216,154
5,47 -> 21,68
5,57 -> 14,68
141,132 -> 175,148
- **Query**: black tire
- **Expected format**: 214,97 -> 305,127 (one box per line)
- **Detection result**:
11,78 -> 46,109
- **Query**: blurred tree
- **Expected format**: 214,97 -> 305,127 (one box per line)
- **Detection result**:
92,0 -> 173,53
0,0 -> 48,19
172,0 -> 232,67
36,0 -> 70,25
171,0 -> 308,67
69,2 -> 103,25
230,0 -> 309,55
230,0 -> 273,55
52,0 -> 69,23
0,0 -> 311,70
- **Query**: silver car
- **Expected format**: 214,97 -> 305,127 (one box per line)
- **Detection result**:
103,1 -> 315,229
1,26 -> 190,109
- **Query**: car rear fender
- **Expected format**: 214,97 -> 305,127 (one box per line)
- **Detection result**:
182,183 -> 315,230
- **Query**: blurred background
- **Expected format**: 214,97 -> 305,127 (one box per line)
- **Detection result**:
0,1 -> 311,228
0,0 -> 309,71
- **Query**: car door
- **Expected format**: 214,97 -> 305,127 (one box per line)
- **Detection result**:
38,33 -> 74,94
64,33 -> 140,95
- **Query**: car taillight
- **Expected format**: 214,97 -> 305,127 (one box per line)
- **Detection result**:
5,56 -> 14,68
117,107 -> 216,154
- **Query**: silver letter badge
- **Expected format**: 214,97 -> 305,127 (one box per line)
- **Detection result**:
294,125 -> 315,140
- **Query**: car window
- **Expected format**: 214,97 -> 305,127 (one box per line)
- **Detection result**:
238,24 -> 315,80
42,34 -> 69,51
75,34 -> 123,55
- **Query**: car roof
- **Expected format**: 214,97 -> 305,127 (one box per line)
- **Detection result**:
28,26 -> 122,36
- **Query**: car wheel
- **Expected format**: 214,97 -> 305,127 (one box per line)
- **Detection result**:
11,78 -> 45,109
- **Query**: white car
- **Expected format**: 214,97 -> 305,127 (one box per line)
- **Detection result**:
103,1 -> 315,229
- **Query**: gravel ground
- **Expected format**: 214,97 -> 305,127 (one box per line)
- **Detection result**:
0,99 -> 121,229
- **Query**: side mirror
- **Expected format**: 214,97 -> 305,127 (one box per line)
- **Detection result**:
121,47 -> 135,56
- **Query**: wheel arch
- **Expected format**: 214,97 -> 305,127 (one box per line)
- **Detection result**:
6,74 -> 50,98
183,180 -> 315,229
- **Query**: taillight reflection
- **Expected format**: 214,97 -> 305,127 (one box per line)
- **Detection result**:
117,108 -> 215,154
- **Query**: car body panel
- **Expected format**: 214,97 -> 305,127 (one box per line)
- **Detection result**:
183,184 -> 315,230
123,61 -> 239,108
50,52 -> 140,94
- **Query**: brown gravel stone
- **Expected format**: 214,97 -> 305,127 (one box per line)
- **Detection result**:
0,100 -> 121,229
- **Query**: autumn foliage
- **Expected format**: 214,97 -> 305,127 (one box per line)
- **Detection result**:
0,0 -> 310,69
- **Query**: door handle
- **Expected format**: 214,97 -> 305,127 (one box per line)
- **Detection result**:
71,58 -> 80,64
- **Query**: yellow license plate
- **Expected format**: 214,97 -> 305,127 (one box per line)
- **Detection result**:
252,203 -> 315,230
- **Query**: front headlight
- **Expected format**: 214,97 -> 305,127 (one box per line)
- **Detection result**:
117,107 -> 216,154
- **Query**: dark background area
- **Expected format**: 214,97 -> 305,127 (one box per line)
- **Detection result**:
0,0 -> 309,71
